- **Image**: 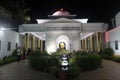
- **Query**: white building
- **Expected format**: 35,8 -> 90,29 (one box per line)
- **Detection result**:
107,11 -> 120,55
0,8 -> 108,58
19,9 -> 108,54
0,6 -> 19,58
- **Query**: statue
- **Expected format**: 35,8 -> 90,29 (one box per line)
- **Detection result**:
59,42 -> 66,49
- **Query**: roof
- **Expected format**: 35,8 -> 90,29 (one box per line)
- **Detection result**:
52,9 -> 70,16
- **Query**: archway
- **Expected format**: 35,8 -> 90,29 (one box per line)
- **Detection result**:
56,35 -> 70,50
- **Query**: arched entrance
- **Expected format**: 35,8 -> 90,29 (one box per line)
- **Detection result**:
56,35 -> 70,50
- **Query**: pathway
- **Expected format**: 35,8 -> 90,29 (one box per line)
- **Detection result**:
0,59 -> 120,80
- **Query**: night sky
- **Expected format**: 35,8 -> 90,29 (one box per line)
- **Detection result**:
0,0 -> 120,28
24,0 -> 120,24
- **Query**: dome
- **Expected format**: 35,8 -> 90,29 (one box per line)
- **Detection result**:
52,9 -> 70,16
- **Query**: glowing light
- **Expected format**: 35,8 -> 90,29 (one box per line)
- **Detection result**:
0,30 -> 3,35
36,19 -> 50,24
47,44 -> 56,54
0,28 -> 17,31
0,28 -> 6,31
74,19 -> 88,23
36,19 -> 88,24
56,35 -> 70,50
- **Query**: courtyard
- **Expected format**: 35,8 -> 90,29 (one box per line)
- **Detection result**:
0,59 -> 120,80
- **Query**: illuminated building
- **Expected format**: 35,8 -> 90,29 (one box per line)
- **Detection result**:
19,9 -> 108,54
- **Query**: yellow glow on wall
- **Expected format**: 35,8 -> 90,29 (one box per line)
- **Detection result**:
85,39 -> 87,51
24,33 -> 29,51
90,36 -> 93,51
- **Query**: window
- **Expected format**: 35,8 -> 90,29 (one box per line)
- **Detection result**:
81,40 -> 82,49
115,40 -> 118,50
108,42 -> 110,48
16,43 -> 18,49
7,42 -> 11,51
0,40 -> 1,51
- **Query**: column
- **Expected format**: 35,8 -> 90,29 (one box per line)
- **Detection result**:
96,32 -> 101,52
97,32 -> 102,52
31,36 -> 35,51
24,33 -> 29,51
82,39 -> 85,51
88,37 -> 90,50
81,40 -> 83,50
38,39 -> 40,50
90,35 -> 93,51
85,39 -> 87,51
100,32 -> 102,50
40,40 -> 43,51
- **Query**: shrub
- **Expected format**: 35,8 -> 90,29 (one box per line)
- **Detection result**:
101,48 -> 114,56
113,56 -> 120,63
101,55 -> 114,60
12,49 -> 17,56
3,56 -> 16,64
29,50 -> 60,72
29,55 -> 47,71
99,48 -> 114,60
0,59 -> 4,66
73,50 -> 88,56
52,49 -> 69,56
0,56 -> 16,66
49,66 -> 60,78
29,50 -> 41,57
76,54 -> 102,70
45,56 -> 60,72
66,63 -> 80,80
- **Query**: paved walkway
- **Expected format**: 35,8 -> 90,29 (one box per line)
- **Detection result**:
0,60 -> 57,80
0,59 -> 120,80
78,59 -> 120,80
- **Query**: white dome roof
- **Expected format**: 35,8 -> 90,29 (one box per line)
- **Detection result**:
52,9 -> 70,16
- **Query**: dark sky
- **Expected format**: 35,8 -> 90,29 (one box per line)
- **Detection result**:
24,0 -> 120,24
0,0 -> 120,27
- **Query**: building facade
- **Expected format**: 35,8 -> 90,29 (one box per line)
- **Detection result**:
0,6 -> 19,58
107,11 -> 120,55
0,7 -> 109,58
19,9 -> 108,54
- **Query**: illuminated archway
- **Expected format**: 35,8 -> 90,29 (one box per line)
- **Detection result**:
56,35 -> 70,50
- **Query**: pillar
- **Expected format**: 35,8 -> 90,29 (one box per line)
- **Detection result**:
90,35 -> 93,51
82,39 -> 85,51
31,36 -> 35,51
81,40 -> 83,50
96,32 -> 101,52
40,40 -> 43,51
96,32 -> 98,52
38,39 -> 40,48
24,33 -> 29,51
85,39 -> 87,51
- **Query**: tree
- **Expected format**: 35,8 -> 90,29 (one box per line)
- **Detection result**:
0,0 -> 30,26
